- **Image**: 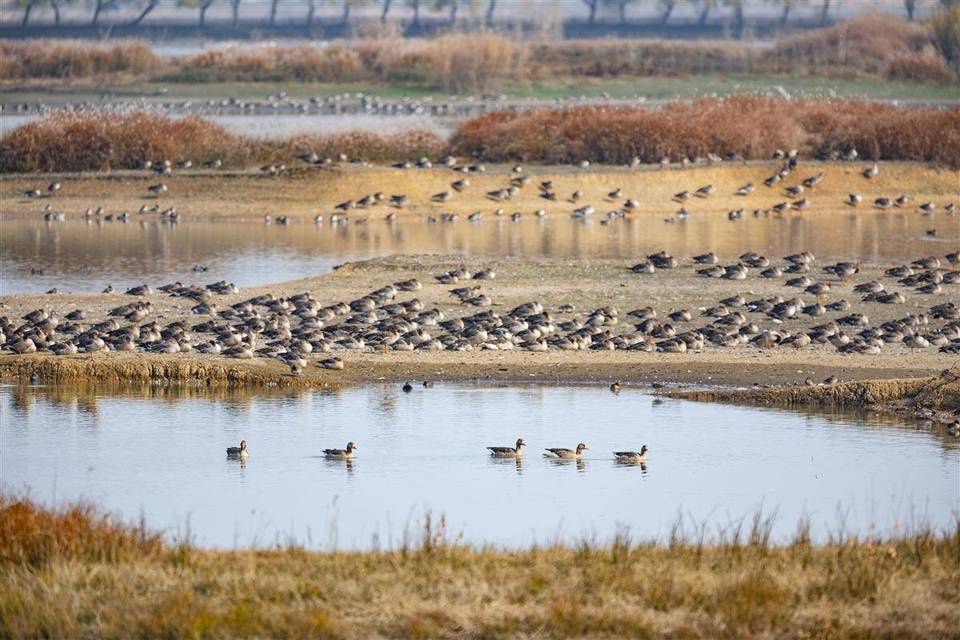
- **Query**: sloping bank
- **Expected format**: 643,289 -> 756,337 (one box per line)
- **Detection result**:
663,368 -> 960,423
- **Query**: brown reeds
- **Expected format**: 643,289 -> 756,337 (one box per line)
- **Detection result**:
0,111 -> 444,172
2,98 -> 956,172
0,493 -> 958,638
0,494 -> 161,567
0,39 -> 161,80
448,97 -> 960,167
1,15 -> 953,88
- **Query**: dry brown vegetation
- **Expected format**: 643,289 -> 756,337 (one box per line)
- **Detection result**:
0,111 -> 444,172
449,97 -> 960,167
0,493 -> 957,638
1,15 -> 955,89
0,39 -> 160,80
2,98 -> 958,172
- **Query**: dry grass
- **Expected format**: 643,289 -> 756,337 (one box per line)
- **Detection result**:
0,111 -> 444,172
3,98 -> 956,173
0,493 -> 957,638
0,39 -> 161,80
2,15 -> 955,88
0,494 -> 161,568
449,97 -> 960,167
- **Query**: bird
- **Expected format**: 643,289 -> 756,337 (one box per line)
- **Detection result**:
402,382 -> 413,392
226,440 -> 248,458
862,164 -> 879,179
488,438 -> 525,458
324,442 -> 357,460
544,443 -> 588,459
610,382 -> 621,393
614,446 -> 648,463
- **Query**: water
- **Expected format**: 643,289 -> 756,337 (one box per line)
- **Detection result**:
1,383 -> 956,549
0,113 -> 454,139
2,211 -> 953,295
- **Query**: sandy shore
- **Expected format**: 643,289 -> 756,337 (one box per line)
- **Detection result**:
2,254 -> 956,392
3,161 -> 958,222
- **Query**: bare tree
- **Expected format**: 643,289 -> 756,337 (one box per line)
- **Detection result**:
91,0 -> 118,25
269,0 -> 279,25
724,0 -> 744,38
129,0 -> 160,26
230,0 -> 241,27
18,0 -> 39,27
904,0 -> 917,20
582,0 -> 598,24
484,0 -> 495,26
406,0 -> 421,26
658,0 -> 680,24
697,0 -> 717,25
381,0 -> 393,23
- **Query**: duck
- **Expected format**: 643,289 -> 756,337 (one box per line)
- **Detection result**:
544,443 -> 588,459
610,382 -> 621,393
324,442 -> 357,459
226,440 -> 248,458
614,445 -> 648,463
488,438 -> 525,458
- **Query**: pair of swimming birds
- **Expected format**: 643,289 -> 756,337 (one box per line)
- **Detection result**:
488,439 -> 649,462
226,440 -> 357,460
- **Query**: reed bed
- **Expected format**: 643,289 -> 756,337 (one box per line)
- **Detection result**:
0,39 -> 161,80
0,111 -> 444,172
0,493 -> 957,638
2,98 -> 957,172
1,15 -> 955,89
448,97 -> 960,167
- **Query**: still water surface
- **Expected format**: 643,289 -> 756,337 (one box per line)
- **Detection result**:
2,211 -> 953,295
2,384 -> 956,549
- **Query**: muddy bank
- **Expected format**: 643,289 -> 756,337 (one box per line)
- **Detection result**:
665,367 -> 960,423
0,351 -> 948,390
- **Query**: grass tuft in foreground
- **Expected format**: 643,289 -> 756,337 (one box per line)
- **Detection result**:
1,493 -> 958,638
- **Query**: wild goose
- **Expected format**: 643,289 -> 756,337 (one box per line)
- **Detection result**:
226,440 -> 248,458
488,438 -> 525,458
735,183 -> 754,196
862,164 -> 879,179
324,442 -> 357,459
147,183 -> 167,196
544,443 -> 588,459
613,446 -> 648,463
846,193 -> 862,206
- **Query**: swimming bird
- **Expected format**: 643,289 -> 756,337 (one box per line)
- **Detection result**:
226,440 -> 248,458
324,442 -> 357,459
610,382 -> 621,393
488,438 -> 525,458
544,443 -> 588,459
614,446 -> 648,463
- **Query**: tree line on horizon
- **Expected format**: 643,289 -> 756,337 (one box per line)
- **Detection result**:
14,0 -> 958,31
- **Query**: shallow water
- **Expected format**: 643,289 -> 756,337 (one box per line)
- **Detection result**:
1,383 -> 956,549
0,112 -> 454,139
1,211 -> 954,295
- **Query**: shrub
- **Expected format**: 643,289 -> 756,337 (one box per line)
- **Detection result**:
0,111 -> 446,172
0,40 -> 160,80
449,98 -> 960,167
885,53 -> 957,83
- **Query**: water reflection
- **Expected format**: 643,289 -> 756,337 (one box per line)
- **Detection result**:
2,210 -> 955,294
2,382 -> 957,549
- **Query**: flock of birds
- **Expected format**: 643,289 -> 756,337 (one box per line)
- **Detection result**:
3,243 -> 959,366
25,143 -> 957,235
225,436 -> 649,464
8,148 -> 959,366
